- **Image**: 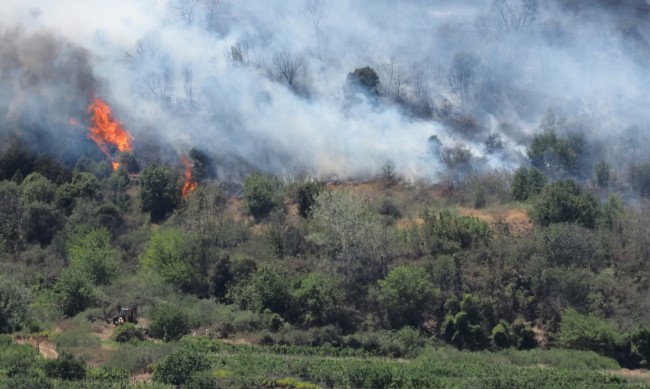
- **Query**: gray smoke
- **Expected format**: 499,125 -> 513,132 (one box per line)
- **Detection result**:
0,0 -> 648,181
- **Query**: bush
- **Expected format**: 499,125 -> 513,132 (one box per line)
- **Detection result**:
112,323 -> 147,343
0,277 -> 31,333
558,308 -> 623,360
43,352 -> 86,381
378,266 -> 438,329
152,344 -> 211,385
533,180 -> 599,228
149,305 -> 190,341
243,173 -> 282,219
140,164 -> 179,222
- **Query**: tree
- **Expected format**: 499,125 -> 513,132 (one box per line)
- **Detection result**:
141,228 -> 194,288
55,266 -> 95,316
22,202 -> 62,246
0,181 -> 24,253
448,51 -> 480,105
629,162 -> 650,197
149,305 -> 190,342
344,66 -> 380,101
558,308 -> 623,359
243,173 -> 281,220
272,51 -> 305,90
0,277 -> 31,333
140,164 -> 179,222
67,227 -> 117,286
43,352 -> 86,380
532,180 -> 599,228
596,161 -> 613,188
296,181 -> 320,218
292,272 -> 343,326
378,266 -> 438,329
152,344 -> 211,385
20,173 -> 55,205
230,266 -> 292,316
309,190 -> 395,286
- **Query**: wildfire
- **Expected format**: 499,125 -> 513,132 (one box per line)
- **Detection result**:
87,98 -> 133,170
181,156 -> 198,198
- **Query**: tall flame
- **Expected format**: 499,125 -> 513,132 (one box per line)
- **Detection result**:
181,156 -> 198,198
88,98 -> 133,170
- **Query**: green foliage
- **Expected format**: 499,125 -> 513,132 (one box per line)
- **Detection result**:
152,344 -> 211,385
243,172 -> 282,219
55,266 -> 96,316
558,308 -> 623,359
43,352 -> 86,380
378,266 -> 437,329
309,190 -> 396,296
231,266 -> 292,316
528,131 -> 579,174
627,327 -> 650,368
0,181 -> 24,253
533,180 -> 599,228
492,321 -> 510,349
0,337 -> 43,379
149,305 -> 190,341
511,167 -> 547,201
22,202 -> 62,246
629,161 -> 650,197
141,227 -> 194,288
596,161 -> 613,188
140,164 -> 179,222
422,210 -> 492,254
292,272 -> 343,327
441,294 -> 491,350
112,323 -> 147,343
67,226 -> 117,285
296,181 -> 320,218
20,173 -> 55,205
0,277 -> 31,333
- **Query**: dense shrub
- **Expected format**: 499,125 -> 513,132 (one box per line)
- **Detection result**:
149,305 -> 190,341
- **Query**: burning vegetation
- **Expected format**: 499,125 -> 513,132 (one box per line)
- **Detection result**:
87,98 -> 133,170
181,156 -> 197,198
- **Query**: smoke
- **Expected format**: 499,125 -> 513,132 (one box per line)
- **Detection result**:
0,0 -> 648,181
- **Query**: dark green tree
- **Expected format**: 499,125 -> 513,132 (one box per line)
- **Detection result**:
0,181 -> 24,253
532,180 -> 599,228
152,344 -> 211,385
43,352 -> 86,381
345,66 -> 380,98
629,162 -> 650,197
378,266 -> 438,329
0,277 -> 31,333
20,173 -> 56,205
243,172 -> 281,220
140,164 -> 179,222
149,305 -> 190,342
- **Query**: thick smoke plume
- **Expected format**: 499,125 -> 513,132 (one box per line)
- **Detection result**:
0,0 -> 649,182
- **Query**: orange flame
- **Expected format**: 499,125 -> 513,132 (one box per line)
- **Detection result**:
181,156 -> 198,198
88,98 -> 133,170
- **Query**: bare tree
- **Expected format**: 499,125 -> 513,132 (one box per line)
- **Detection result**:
168,0 -> 201,26
485,0 -> 538,33
272,51 -> 305,89
123,33 -> 161,68
303,0 -> 325,33
182,65 -> 194,101
378,58 -> 409,101
201,0 -> 222,31
448,51 -> 480,105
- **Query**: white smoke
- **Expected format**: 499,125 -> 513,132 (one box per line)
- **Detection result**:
0,0 -> 648,181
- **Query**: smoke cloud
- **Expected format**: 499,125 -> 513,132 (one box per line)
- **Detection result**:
0,0 -> 648,181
